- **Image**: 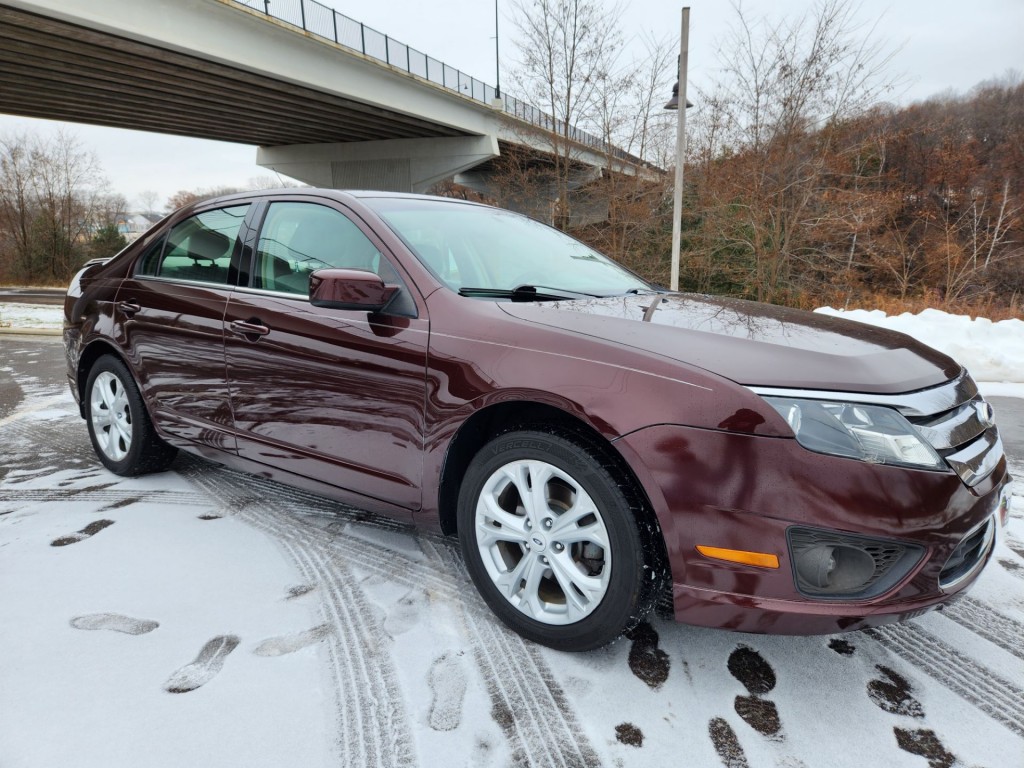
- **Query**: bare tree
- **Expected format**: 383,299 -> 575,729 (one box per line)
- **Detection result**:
137,189 -> 160,214
578,35 -> 677,280
932,179 -> 1021,303
508,0 -> 625,228
165,185 -> 243,212
0,130 -> 112,283
687,0 -> 898,303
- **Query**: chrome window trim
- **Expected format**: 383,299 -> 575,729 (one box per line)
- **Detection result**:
135,274 -> 234,290
233,285 -> 310,301
748,370 -> 976,417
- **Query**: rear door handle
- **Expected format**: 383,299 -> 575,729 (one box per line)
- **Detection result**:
117,300 -> 141,316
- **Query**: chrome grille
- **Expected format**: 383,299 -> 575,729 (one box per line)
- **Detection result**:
898,373 -> 1004,487
750,371 -> 1005,487
939,517 -> 995,589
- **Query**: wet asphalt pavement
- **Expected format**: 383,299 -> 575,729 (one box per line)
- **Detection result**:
0,288 -> 65,306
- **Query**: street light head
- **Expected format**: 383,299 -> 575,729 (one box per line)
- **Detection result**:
664,82 -> 693,111
664,82 -> 679,110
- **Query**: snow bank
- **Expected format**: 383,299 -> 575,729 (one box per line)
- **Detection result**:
816,307 -> 1024,384
0,302 -> 64,329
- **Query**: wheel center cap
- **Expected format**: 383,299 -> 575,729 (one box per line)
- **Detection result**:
530,533 -> 548,552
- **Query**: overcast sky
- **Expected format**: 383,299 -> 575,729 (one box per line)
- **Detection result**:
1,0 -> 1020,210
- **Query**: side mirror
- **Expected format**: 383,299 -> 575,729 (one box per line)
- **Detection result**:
309,268 -> 399,312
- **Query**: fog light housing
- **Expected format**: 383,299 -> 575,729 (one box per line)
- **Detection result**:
788,527 -> 924,599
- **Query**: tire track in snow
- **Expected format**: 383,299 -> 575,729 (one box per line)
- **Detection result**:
0,489 -> 208,505
942,596 -> 1024,663
181,457 -> 603,768
264,497 -> 603,768
250,470 -> 603,768
181,460 -> 416,768
273,526 -> 415,767
867,623 -> 1024,739
419,535 -> 603,768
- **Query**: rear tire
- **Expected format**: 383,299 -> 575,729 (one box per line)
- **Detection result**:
458,429 -> 651,651
85,355 -> 177,476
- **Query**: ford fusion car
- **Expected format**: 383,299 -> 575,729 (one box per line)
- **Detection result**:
63,189 -> 1011,651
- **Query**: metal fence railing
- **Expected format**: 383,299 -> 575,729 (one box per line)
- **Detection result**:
230,0 -> 650,168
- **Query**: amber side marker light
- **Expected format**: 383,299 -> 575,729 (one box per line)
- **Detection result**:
696,545 -> 780,569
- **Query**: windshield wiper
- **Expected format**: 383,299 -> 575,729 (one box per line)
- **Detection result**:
458,285 -> 596,301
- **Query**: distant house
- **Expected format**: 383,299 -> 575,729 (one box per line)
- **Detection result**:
116,212 -> 163,242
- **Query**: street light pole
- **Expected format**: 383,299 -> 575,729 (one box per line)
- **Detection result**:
494,0 -> 501,99
670,7 -> 690,292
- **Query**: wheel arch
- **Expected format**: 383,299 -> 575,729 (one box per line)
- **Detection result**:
437,400 -> 673,599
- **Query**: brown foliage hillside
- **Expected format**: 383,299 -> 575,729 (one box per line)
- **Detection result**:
669,77 -> 1024,316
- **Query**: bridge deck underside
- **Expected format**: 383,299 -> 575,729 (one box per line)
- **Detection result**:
0,4 -> 466,146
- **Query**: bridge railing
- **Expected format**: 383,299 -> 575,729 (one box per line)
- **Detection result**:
231,0 -> 650,168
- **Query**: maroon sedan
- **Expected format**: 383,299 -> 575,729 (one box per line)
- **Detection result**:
63,189 -> 1010,651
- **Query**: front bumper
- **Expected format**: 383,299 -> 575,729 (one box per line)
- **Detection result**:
616,423 -> 1008,634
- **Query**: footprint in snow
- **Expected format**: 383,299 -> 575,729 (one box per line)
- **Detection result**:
253,625 -> 331,657
727,645 -> 782,739
98,496 -> 142,512
867,666 -> 925,718
384,588 -> 429,638
708,717 -> 750,768
51,519 -> 115,547
164,635 -> 240,693
70,613 -> 159,635
828,638 -> 856,656
428,652 -> 467,732
615,722 -> 644,748
864,664 -> 960,767
624,621 -> 670,690
894,727 -> 956,768
285,583 -> 317,600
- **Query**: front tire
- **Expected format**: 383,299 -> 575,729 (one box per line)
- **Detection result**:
458,429 -> 650,651
85,355 -> 177,476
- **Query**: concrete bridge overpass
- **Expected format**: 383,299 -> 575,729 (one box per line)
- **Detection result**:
0,0 -> 654,200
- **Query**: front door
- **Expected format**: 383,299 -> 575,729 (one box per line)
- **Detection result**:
224,200 -> 428,515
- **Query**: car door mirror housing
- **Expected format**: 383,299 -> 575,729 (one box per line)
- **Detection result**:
309,268 -> 400,312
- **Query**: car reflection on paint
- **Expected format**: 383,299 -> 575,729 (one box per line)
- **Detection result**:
63,189 -> 1010,651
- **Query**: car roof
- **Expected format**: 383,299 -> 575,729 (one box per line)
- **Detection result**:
178,188 -> 495,221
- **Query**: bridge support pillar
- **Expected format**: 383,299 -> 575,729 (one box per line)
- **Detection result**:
257,136 -> 499,193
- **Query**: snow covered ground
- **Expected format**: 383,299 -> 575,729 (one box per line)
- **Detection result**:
1,315 -> 1023,768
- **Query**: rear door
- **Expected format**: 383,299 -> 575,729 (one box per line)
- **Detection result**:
224,199 -> 429,516
115,203 -> 251,454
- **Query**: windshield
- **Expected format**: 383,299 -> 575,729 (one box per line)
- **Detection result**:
364,197 -> 650,297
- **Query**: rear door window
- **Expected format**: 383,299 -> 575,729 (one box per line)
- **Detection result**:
138,204 -> 250,285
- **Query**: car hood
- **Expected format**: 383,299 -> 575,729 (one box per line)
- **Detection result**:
498,293 -> 961,393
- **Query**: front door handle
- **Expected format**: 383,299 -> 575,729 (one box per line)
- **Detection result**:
229,319 -> 270,339
117,300 -> 141,316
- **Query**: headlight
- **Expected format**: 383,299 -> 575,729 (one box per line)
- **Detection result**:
763,397 -> 945,470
